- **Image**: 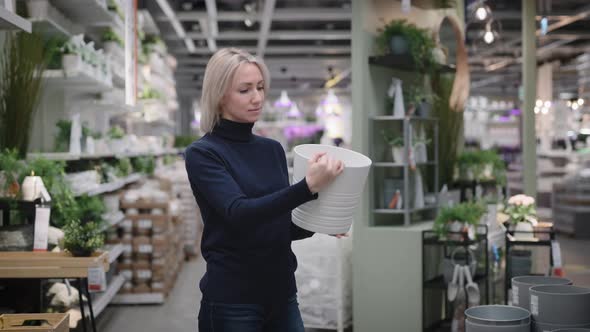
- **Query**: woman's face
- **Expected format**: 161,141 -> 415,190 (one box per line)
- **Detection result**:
220,63 -> 265,123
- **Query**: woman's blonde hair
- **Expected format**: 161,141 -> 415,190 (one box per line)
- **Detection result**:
200,48 -> 270,133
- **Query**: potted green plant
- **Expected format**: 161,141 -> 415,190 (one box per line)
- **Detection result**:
107,125 -> 126,154
53,120 -> 72,153
102,28 -> 124,51
62,219 -> 104,257
116,157 -> 133,178
382,130 -> 404,163
375,19 -> 437,71
433,201 -> 486,241
0,149 -> 25,198
61,37 -> 83,77
503,194 -> 537,239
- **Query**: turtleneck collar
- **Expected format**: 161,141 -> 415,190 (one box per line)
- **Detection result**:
211,118 -> 255,142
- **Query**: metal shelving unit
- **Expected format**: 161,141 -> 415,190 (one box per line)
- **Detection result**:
370,116 -> 439,226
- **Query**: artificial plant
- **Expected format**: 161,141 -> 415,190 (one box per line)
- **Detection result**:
0,32 -> 53,158
433,201 -> 486,236
381,130 -> 404,147
430,73 -> 463,188
62,219 -> 104,257
375,19 -> 437,72
54,120 -> 72,152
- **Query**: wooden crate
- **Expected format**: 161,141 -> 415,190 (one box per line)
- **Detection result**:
0,313 -> 69,332
0,252 -> 109,278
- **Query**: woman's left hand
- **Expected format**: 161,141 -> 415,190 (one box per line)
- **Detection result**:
330,233 -> 349,239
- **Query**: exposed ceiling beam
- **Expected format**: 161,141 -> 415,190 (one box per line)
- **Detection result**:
165,30 -> 351,41
485,37 -> 578,71
159,8 -> 352,22
257,0 -> 276,58
176,56 -> 351,65
171,46 -> 350,55
204,0 -> 218,52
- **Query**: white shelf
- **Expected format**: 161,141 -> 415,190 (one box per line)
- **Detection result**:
88,274 -> 125,318
373,162 -> 436,167
105,243 -> 124,264
111,292 -> 165,304
29,2 -> 82,38
27,149 -> 180,161
0,7 -> 31,32
78,101 -> 137,113
43,70 -> 113,93
74,173 -> 144,197
51,0 -> 116,26
102,211 -> 125,229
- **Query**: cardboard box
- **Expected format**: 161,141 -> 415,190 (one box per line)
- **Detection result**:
0,313 -> 69,332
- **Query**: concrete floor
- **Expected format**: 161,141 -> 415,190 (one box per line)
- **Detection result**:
97,235 -> 590,332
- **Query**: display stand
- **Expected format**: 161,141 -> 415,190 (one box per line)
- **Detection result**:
504,226 -> 555,304
422,225 -> 489,331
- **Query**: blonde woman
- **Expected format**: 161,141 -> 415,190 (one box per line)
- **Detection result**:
185,48 -> 344,331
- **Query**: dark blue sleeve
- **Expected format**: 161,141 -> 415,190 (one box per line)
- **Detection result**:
275,143 -> 316,241
185,144 -> 318,228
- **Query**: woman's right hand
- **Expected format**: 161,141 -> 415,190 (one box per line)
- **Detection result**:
305,152 -> 344,194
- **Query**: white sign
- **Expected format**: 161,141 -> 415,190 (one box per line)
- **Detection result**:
33,206 -> 51,251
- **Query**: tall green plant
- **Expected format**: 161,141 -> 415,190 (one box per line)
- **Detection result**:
431,73 -> 463,188
0,32 -> 52,158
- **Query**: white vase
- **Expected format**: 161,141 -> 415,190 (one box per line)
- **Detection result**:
387,77 -> 405,118
414,169 -> 425,208
414,142 -> 427,163
514,222 -> 535,240
62,54 -> 82,77
26,0 -> 49,18
392,146 -> 404,163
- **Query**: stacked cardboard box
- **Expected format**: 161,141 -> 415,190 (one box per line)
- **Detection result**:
115,195 -> 184,302
156,161 -> 203,258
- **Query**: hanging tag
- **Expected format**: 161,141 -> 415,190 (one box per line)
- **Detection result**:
401,0 -> 411,13
33,206 -> 51,251
551,240 -> 562,267
87,266 -> 107,292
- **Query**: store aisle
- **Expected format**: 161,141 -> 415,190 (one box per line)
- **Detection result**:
97,257 -> 205,332
559,234 -> 590,287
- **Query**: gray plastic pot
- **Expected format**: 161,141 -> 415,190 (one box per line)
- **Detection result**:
511,276 -> 572,311
551,329 -> 590,332
532,320 -> 590,332
466,319 -> 530,332
465,305 -> 531,326
529,285 -> 590,325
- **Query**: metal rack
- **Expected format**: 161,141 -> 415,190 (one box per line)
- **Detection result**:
422,225 -> 490,332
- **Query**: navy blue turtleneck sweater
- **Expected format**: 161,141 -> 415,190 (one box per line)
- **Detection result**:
184,118 -> 316,306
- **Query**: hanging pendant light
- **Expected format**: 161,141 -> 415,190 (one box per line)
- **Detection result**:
274,90 -> 293,108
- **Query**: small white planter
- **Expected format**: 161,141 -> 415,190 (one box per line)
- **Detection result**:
62,54 -> 82,77
26,0 -> 50,18
392,146 -> 404,163
514,222 -> 535,240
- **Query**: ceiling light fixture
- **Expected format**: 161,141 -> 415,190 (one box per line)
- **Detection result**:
578,98 -> 585,106
244,19 -> 254,27
274,90 -> 293,108
540,17 -> 548,35
473,0 -> 491,21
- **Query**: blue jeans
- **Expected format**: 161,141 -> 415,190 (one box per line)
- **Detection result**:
198,295 -> 305,332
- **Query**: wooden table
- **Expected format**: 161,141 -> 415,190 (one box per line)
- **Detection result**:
0,251 -> 109,332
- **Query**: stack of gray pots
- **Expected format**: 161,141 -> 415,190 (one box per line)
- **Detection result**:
511,276 -> 572,312
465,305 -> 531,332
529,285 -> 590,331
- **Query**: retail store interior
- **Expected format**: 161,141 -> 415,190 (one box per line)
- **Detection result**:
1,0 -> 590,331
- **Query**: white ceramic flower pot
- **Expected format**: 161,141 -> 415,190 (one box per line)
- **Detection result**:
62,54 -> 82,77
514,222 -> 535,240
26,0 -> 50,18
392,146 -> 404,163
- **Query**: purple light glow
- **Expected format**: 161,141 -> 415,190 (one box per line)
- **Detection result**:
509,109 -> 521,116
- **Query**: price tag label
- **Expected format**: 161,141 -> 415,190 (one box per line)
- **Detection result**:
121,270 -> 133,280
138,244 -> 152,253
551,241 -> 563,267
512,285 -> 519,305
530,295 -> 539,316
33,206 -> 51,251
138,219 -> 152,229
122,219 -> 132,229
123,244 -> 132,254
87,266 -> 106,292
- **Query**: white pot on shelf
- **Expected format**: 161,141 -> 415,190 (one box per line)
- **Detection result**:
392,146 -> 404,163
26,0 -> 50,18
513,222 -> 535,240
62,54 -> 82,77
